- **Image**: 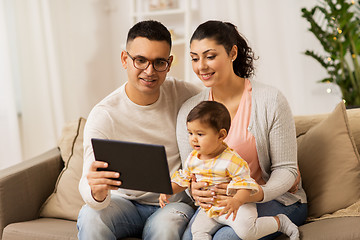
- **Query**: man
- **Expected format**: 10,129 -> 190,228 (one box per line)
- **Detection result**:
77,20 -> 201,239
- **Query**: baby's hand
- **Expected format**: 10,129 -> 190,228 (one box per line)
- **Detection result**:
218,195 -> 245,221
159,194 -> 171,208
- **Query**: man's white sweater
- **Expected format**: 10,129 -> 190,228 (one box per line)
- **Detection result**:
79,78 -> 201,210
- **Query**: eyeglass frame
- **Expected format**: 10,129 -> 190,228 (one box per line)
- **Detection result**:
126,51 -> 171,72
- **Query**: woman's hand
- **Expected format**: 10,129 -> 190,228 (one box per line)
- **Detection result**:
191,181 -> 215,209
211,183 -> 228,195
87,161 -> 121,202
190,174 -> 230,208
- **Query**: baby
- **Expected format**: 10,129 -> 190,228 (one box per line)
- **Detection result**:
159,101 -> 299,240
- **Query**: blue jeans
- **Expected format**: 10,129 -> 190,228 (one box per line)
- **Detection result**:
182,200 -> 307,240
77,194 -> 194,240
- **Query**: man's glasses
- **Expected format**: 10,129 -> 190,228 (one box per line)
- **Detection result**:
126,52 -> 170,72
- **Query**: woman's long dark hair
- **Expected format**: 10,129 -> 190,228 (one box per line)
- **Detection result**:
190,20 -> 256,78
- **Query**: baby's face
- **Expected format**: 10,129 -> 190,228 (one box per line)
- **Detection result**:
187,119 -> 224,160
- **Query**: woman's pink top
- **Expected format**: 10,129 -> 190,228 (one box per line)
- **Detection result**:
210,79 -> 265,185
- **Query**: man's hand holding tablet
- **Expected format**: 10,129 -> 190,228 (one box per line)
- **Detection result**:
87,160 -> 121,202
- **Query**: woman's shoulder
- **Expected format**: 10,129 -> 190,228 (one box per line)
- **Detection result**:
250,80 -> 293,122
251,80 -> 288,105
178,88 -> 210,115
251,80 -> 280,96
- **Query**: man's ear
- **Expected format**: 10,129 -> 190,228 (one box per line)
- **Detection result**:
166,55 -> 174,73
219,129 -> 228,141
120,50 -> 128,69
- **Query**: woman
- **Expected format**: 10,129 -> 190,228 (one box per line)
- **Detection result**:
176,20 -> 307,240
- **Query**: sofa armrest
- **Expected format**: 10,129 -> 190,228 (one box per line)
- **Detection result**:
0,148 -> 63,238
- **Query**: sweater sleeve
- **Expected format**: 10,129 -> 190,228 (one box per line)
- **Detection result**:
79,107 -> 112,210
260,91 -> 298,203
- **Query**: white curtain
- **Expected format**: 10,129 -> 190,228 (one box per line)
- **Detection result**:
0,0 -> 22,169
2,0 -> 124,164
1,0 -> 65,166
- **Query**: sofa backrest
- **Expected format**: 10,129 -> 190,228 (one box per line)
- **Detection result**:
294,108 -> 360,153
38,107 -> 360,222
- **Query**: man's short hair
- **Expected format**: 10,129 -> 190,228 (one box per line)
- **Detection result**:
126,20 -> 172,49
187,101 -> 231,132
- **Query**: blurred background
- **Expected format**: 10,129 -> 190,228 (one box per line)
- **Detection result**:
0,0 -> 344,169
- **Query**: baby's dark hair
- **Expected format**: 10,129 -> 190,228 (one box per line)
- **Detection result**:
190,20 -> 256,78
187,101 -> 231,132
127,20 -> 171,49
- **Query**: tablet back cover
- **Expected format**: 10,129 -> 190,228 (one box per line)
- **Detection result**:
92,138 -> 173,194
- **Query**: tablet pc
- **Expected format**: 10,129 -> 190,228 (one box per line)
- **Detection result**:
91,138 -> 173,194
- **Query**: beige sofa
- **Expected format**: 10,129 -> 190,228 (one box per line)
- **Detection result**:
1,102 -> 359,240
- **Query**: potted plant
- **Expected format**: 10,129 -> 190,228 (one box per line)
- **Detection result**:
301,0 -> 360,107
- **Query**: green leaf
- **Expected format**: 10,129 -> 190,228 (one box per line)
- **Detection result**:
319,77 -> 334,83
304,50 -> 329,69
302,0 -> 360,106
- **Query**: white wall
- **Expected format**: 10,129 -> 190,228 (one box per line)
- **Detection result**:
2,0 -> 343,164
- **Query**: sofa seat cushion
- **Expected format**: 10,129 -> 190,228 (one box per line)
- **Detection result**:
2,218 -> 78,240
275,216 -> 360,240
2,218 -> 142,240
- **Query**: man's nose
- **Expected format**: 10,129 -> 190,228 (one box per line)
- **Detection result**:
143,62 -> 156,75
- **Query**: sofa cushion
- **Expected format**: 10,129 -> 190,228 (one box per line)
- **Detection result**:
346,108 -> 360,153
297,102 -> 360,218
39,118 -> 86,221
275,216 -> 360,240
295,107 -> 360,154
2,218 -> 141,240
311,198 -> 360,221
2,218 -> 78,240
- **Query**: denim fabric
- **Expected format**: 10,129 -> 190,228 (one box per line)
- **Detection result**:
77,195 -> 194,240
